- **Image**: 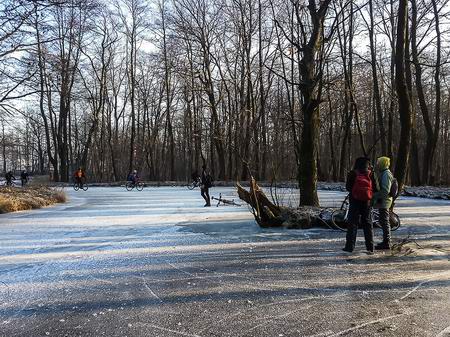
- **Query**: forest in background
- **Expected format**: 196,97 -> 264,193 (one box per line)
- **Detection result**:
1,0 -> 449,206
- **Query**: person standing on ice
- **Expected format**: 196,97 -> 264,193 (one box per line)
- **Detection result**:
20,170 -> 29,187
343,157 -> 375,254
200,164 -> 212,207
373,156 -> 395,250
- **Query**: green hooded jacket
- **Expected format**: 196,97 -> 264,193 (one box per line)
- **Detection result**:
373,157 -> 393,209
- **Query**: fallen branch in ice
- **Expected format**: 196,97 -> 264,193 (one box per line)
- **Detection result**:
390,237 -> 422,256
391,236 -> 450,257
236,178 -> 336,229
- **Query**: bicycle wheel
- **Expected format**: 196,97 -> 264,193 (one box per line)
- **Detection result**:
390,212 -> 401,231
82,185 -> 88,191
125,182 -> 134,191
73,183 -> 79,191
331,209 -> 348,231
136,182 -> 144,191
371,209 -> 381,229
339,195 -> 349,210
187,182 -> 196,190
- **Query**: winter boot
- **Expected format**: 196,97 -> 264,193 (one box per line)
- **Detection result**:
343,223 -> 357,253
375,227 -> 391,250
375,241 -> 390,250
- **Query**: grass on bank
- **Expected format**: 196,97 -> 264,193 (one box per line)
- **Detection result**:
0,186 -> 66,214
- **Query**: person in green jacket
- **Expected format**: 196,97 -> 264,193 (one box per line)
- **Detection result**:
373,156 -> 394,249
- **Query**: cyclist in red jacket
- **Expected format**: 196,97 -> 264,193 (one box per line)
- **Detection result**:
73,167 -> 86,189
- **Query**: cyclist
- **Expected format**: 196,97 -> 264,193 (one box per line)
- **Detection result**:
73,167 -> 86,189
373,156 -> 394,250
20,170 -> 29,187
200,164 -> 212,207
191,170 -> 201,184
343,157 -> 376,254
127,170 -> 139,186
5,171 -> 15,186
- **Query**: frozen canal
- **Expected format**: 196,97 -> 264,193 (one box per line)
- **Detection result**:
0,186 -> 449,337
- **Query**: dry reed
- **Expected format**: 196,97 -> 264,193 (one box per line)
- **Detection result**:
0,186 -> 67,214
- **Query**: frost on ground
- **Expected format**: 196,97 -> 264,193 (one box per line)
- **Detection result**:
0,187 -> 449,337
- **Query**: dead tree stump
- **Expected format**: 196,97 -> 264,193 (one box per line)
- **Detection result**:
236,178 -> 331,229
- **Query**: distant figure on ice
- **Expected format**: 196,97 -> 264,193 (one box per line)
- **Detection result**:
20,170 -> 29,187
201,164 -> 212,207
73,167 -> 86,189
191,170 -> 200,183
5,171 -> 15,186
343,157 -> 375,254
373,157 -> 397,250
127,170 -> 139,185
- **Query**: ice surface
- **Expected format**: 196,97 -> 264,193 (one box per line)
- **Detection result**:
0,186 -> 449,337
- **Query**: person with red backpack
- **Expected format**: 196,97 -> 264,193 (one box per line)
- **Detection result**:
343,157 -> 376,254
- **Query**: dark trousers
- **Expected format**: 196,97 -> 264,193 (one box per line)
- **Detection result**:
201,187 -> 210,205
75,177 -> 83,188
344,199 -> 374,252
378,208 -> 391,244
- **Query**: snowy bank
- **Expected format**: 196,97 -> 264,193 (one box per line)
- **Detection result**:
402,186 -> 450,200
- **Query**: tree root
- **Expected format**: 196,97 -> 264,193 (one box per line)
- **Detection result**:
236,178 -> 333,229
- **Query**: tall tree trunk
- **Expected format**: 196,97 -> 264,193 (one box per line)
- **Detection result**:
368,0 -> 386,155
258,0 -> 267,180
427,0 -> 442,185
128,28 -> 136,174
35,5 -> 58,181
394,0 -> 413,190
298,1 -> 331,207
161,2 -> 175,181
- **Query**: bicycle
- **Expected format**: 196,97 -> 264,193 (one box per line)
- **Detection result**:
73,178 -> 88,191
187,177 -> 202,190
331,194 -> 401,232
3,180 -> 16,187
125,180 -> 144,191
211,193 -> 241,207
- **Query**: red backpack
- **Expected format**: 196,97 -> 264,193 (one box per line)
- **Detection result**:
352,171 -> 373,201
